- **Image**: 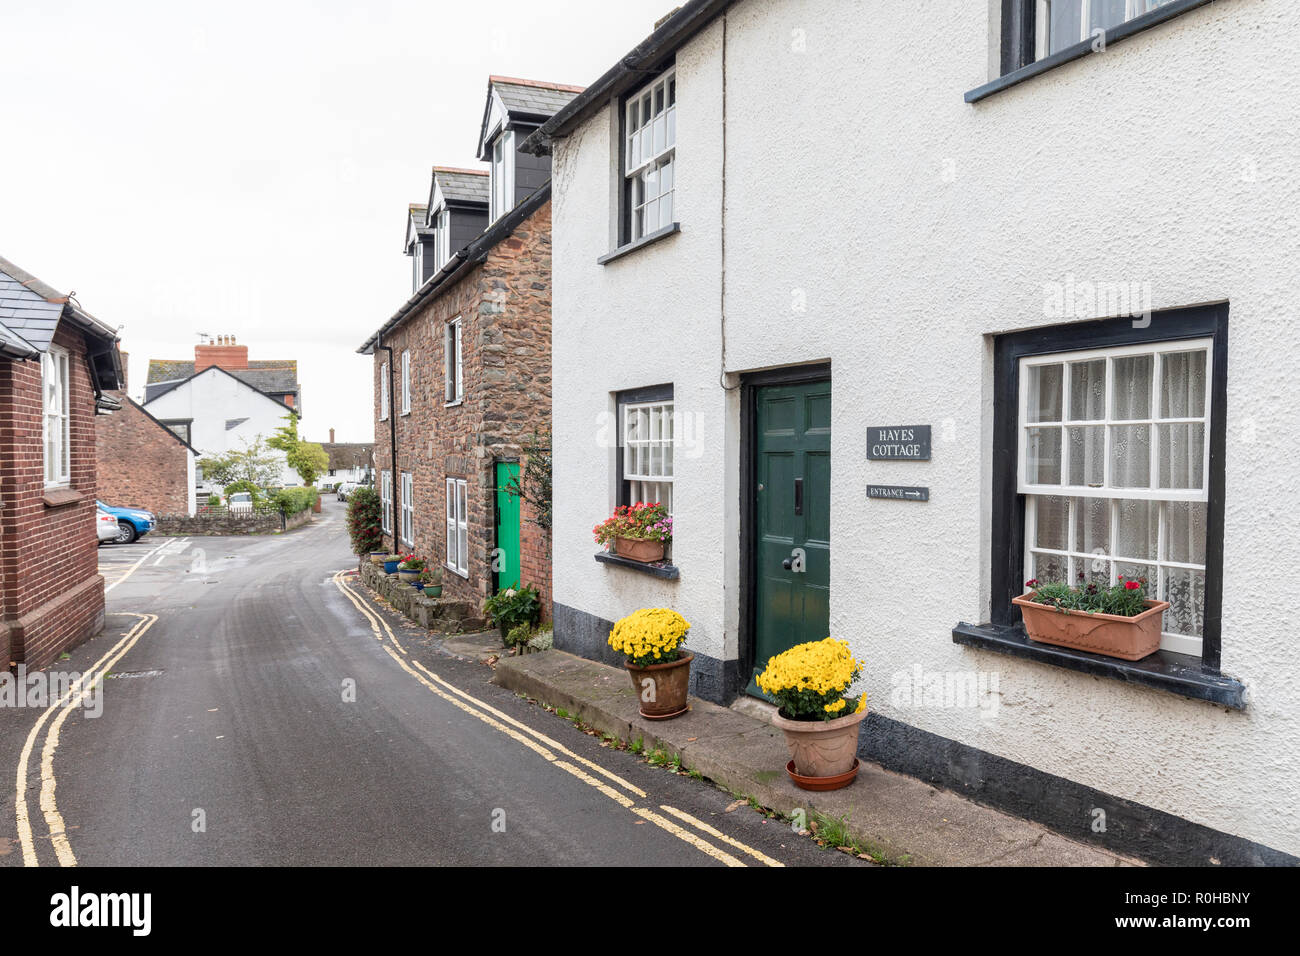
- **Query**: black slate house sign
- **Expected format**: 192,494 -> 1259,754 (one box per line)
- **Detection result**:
867,425 -> 930,460
867,485 -> 930,502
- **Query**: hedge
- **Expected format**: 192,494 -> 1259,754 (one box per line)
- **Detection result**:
271,486 -> 319,516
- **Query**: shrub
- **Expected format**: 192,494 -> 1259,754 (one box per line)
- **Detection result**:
506,622 -> 533,647
224,479 -> 263,504
206,494 -> 221,507
756,638 -> 867,721
345,486 -> 383,556
607,608 -> 690,667
483,584 -> 541,635
271,486 -> 318,516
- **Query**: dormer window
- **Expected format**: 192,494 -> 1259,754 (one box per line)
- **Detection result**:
490,131 -> 515,222
624,68 -> 676,242
434,207 -> 451,270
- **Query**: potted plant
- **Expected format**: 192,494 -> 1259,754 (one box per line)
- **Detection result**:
1014,574 -> 1170,661
758,638 -> 868,791
368,551 -> 387,565
382,554 -> 402,574
507,622 -> 533,654
397,554 -> 425,585
419,567 -> 443,598
592,502 -> 672,563
608,608 -> 693,720
483,584 -> 541,645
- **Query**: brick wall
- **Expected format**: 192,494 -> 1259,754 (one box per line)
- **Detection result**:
96,392 -> 191,514
372,199 -> 553,618
0,323 -> 107,668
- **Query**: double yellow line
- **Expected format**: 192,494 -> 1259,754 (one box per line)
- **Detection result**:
15,612 -> 159,867
331,571 -> 782,867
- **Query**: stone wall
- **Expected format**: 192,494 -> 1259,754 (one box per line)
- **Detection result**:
95,392 -> 191,515
155,507 -> 312,536
373,198 -> 553,616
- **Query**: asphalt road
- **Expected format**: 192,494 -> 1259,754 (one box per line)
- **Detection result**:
0,499 -> 866,867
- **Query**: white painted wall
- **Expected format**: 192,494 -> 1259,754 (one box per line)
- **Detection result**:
551,0 -> 1300,854
143,368 -> 299,487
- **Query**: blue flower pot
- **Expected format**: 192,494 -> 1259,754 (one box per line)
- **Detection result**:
383,560 -> 400,574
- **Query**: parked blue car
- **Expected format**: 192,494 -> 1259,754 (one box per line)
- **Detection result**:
96,500 -> 155,544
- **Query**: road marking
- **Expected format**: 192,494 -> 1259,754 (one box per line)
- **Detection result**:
103,541 -> 168,593
656,803 -> 785,867
15,613 -> 159,866
332,571 -> 775,867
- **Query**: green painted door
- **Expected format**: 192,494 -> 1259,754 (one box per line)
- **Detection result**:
494,462 -> 521,590
747,380 -> 832,699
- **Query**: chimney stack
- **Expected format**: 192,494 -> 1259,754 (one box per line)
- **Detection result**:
329,427 -> 335,444
195,334 -> 249,372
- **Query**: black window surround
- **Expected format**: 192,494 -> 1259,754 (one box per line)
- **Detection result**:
967,0 -> 1221,103
952,302 -> 1247,709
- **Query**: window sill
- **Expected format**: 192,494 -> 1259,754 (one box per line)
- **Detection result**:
445,563 -> 469,580
444,400 -> 463,409
43,487 -> 82,508
594,551 -> 680,580
597,222 -> 681,266
965,0 -> 1216,103
952,621 -> 1246,709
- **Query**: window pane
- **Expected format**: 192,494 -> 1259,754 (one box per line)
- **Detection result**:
1035,495 -> 1069,551
1074,496 -> 1110,557
1160,350 -> 1207,418
1048,0 -> 1083,52
1112,354 -> 1153,419
1025,427 -> 1062,484
660,158 -> 673,194
1164,500 -> 1207,565
659,189 -> 673,228
666,106 -> 676,147
1157,423 -> 1205,490
1026,364 -> 1063,422
1115,499 -> 1158,561
1067,425 -> 1104,487
1090,0 -> 1127,30
1068,359 -> 1106,421
653,114 -> 666,155
1031,552 -> 1068,585
1109,424 -> 1151,488
1163,568 -> 1205,637
1116,562 -> 1155,592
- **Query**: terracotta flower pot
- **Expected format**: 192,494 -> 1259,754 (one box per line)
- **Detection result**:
772,707 -> 866,786
614,536 -> 665,563
1013,593 -> 1170,661
625,651 -> 693,720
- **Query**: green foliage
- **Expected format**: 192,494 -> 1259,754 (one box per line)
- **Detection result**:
224,479 -> 264,504
206,494 -> 221,507
483,583 -> 541,634
345,486 -> 383,556
267,413 -> 329,486
1027,573 -> 1150,617
505,431 -> 552,537
505,622 -> 533,647
199,436 -> 282,490
271,486 -> 318,516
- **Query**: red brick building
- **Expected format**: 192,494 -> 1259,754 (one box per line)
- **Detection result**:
0,255 -> 124,668
96,384 -> 198,516
358,77 -> 576,617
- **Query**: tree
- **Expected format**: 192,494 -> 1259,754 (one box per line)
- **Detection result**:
198,437 -> 282,491
267,412 -> 330,486
506,430 -> 552,538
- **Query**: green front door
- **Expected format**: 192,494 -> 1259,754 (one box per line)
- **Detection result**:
747,380 -> 832,698
494,462 -> 521,590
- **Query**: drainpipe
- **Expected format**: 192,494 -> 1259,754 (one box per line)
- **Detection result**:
377,332 -> 398,552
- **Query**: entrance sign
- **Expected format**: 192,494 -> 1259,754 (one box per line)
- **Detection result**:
867,485 -> 929,502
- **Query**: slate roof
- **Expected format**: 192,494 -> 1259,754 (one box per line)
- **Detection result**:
432,167 -> 489,206
143,360 -> 300,406
490,76 -> 585,117
0,320 -> 37,359
408,204 -> 433,242
0,255 -> 118,352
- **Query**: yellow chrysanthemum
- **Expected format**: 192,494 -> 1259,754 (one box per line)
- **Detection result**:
607,608 -> 691,667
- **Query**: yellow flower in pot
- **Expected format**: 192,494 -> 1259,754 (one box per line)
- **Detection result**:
607,608 -> 692,720
757,637 -> 867,791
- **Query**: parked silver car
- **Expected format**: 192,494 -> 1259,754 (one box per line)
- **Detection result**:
96,508 -> 120,544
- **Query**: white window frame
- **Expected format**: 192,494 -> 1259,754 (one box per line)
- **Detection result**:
42,346 -> 71,487
413,241 -> 424,291
400,350 -> 411,416
1035,1 -> 1174,58
380,361 -> 390,421
400,472 -> 414,545
434,207 -> 451,270
621,400 -> 674,515
624,68 -> 676,241
381,471 -> 393,535
490,131 -> 514,222
445,477 -> 468,577
444,318 -> 463,406
1018,337 -> 1213,657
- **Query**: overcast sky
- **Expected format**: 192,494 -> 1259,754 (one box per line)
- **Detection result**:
1,0 -> 671,444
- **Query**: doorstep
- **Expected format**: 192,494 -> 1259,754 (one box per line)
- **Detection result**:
492,650 -> 1143,868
